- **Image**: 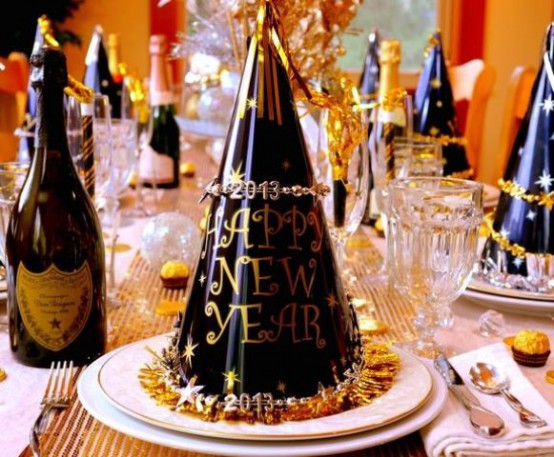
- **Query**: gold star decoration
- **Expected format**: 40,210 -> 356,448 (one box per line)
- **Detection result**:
282,159 -> 291,171
276,381 -> 286,393
430,78 -> 441,89
199,273 -> 206,286
49,318 -> 61,329
539,192 -> 554,210
436,100 -> 443,108
181,332 -> 199,368
326,292 -> 338,309
228,162 -> 245,184
246,97 -> 257,110
223,368 -> 241,393
429,126 -> 440,136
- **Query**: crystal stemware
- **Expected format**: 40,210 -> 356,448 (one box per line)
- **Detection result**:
387,177 -> 483,357
0,162 -> 29,331
317,106 -> 369,282
367,92 -> 413,284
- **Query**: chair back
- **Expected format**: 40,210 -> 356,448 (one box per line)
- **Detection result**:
494,66 -> 535,185
0,52 -> 29,161
448,59 -> 496,179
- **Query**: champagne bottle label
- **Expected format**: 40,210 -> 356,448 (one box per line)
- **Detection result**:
377,106 -> 406,126
139,144 -> 174,183
16,262 -> 93,352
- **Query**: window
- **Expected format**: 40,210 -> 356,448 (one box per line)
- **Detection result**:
339,0 -> 437,73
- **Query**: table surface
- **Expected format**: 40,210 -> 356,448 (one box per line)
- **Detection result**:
1,146 -> 553,457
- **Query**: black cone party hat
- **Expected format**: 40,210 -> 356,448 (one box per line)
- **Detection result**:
17,16 -> 55,162
83,25 -> 118,117
358,29 -> 380,99
175,1 -> 360,405
481,23 -> 554,278
414,31 -> 472,177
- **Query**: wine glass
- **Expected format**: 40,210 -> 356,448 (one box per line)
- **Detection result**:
122,76 -> 155,217
65,95 -> 84,180
366,92 -> 413,284
317,107 -> 369,281
392,136 -> 443,179
0,162 -> 29,332
386,177 -> 483,357
91,95 -> 121,307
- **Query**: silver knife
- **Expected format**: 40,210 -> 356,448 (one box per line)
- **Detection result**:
434,353 -> 505,438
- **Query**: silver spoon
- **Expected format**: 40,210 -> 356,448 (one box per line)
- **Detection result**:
469,362 -> 548,428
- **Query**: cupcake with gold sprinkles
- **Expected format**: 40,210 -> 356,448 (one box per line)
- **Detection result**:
160,260 -> 190,289
511,330 -> 550,367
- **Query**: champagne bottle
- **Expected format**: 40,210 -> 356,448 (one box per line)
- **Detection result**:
7,47 -> 107,367
107,32 -> 124,117
359,30 -> 380,226
83,25 -> 120,119
362,39 -> 405,226
139,34 -> 180,189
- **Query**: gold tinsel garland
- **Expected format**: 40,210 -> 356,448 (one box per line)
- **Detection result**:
499,178 -> 554,211
139,341 -> 400,424
484,212 -> 527,259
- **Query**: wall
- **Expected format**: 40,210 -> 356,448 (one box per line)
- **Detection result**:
480,0 -> 554,185
62,0 -> 150,82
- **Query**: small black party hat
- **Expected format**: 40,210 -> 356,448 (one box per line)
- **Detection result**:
17,16 -> 56,162
414,31 -> 472,178
358,30 -> 380,99
175,0 -> 360,411
481,23 -> 554,279
83,25 -> 119,117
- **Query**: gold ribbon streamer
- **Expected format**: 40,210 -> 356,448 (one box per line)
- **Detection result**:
412,132 -> 468,147
485,212 -> 526,258
499,178 -> 554,210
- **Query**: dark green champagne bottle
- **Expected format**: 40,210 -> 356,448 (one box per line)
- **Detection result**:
139,34 -> 180,189
7,47 -> 107,367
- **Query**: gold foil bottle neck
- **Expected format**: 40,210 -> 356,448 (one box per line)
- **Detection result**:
379,39 -> 401,65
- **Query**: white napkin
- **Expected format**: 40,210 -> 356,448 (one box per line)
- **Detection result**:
421,342 -> 554,457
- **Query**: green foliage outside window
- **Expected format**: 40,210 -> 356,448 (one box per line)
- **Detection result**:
340,0 -> 436,72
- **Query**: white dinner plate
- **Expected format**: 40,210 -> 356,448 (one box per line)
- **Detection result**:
463,281 -> 554,317
93,334 -> 433,441
482,183 -> 500,208
78,348 -> 447,457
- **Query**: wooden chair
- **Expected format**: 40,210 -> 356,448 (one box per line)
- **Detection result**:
448,59 -> 496,179
493,66 -> 536,185
0,52 -> 29,161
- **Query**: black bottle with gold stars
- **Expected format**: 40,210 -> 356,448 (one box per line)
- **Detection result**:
481,23 -> 554,277
413,31 -> 472,178
174,2 -> 361,402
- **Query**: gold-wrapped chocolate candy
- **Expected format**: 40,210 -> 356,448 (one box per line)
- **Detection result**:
180,162 -> 196,177
160,261 -> 190,289
512,330 -> 551,367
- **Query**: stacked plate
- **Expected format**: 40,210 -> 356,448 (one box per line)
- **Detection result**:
78,334 -> 447,456
463,277 -> 554,317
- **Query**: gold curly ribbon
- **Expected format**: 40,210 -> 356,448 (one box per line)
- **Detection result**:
139,341 -> 399,424
499,179 -> 554,211
485,212 -> 526,258
381,87 -> 408,112
237,1 -> 311,123
38,16 -> 95,103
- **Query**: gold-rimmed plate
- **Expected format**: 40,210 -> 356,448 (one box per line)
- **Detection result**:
464,278 -> 554,317
90,334 -> 434,441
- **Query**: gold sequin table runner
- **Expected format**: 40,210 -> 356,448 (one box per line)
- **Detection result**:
35,150 -> 427,457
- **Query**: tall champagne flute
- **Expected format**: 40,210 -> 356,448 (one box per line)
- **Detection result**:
366,92 -> 413,286
92,95 -> 121,307
122,75 -> 154,217
65,96 -> 84,179
317,107 -> 369,279
387,177 -> 483,357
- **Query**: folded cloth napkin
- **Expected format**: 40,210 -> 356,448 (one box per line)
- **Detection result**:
421,342 -> 554,457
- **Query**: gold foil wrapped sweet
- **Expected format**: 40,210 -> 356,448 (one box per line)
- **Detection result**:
513,330 -> 550,355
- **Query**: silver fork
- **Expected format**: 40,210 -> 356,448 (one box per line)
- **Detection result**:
29,361 -> 75,457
